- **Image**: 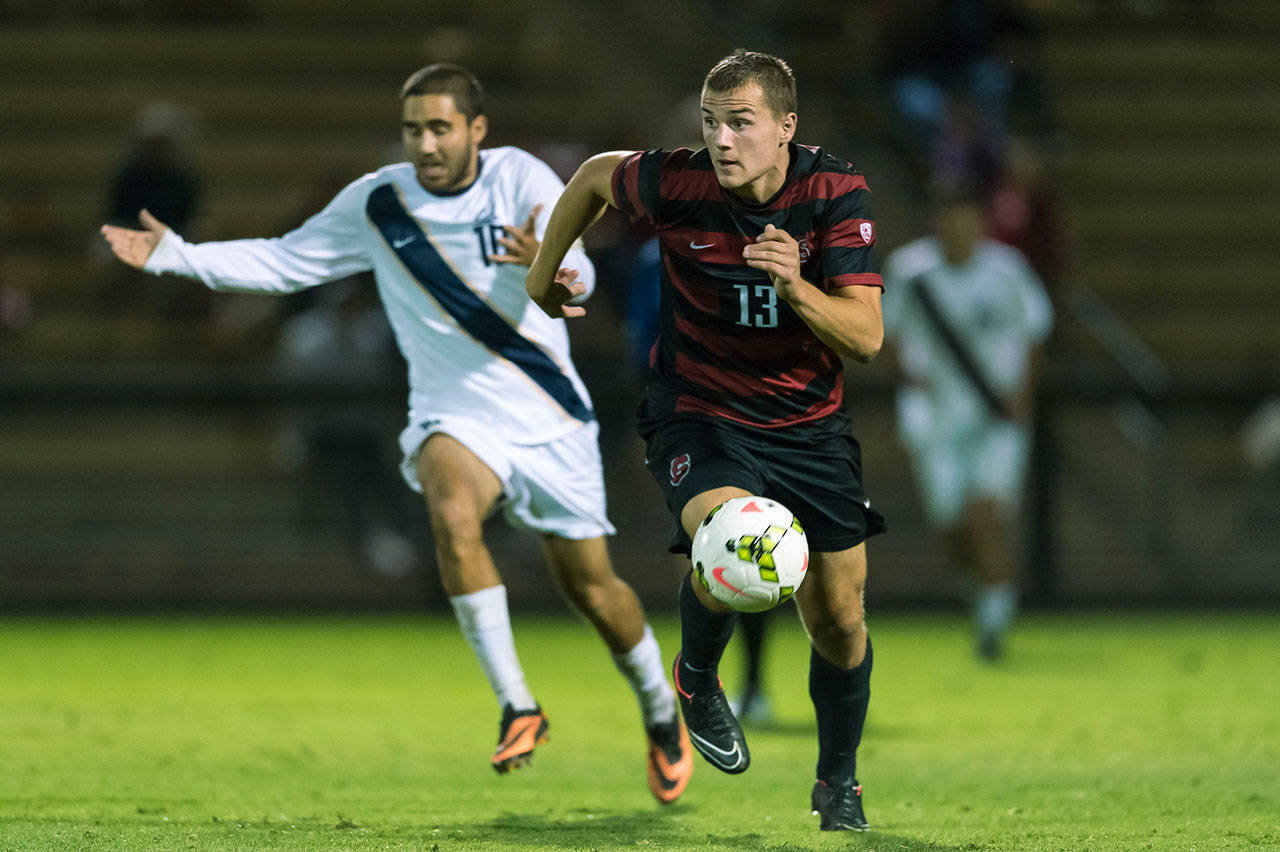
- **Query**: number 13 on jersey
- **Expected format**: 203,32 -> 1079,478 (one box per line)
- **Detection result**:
732,283 -> 778,328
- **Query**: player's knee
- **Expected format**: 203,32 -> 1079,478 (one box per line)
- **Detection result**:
809,609 -> 867,668
428,499 -> 486,563
560,573 -> 615,617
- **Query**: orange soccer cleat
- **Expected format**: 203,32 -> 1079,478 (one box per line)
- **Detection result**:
491,704 -> 550,774
645,716 -> 693,804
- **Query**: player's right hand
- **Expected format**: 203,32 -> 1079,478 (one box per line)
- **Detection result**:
526,266 -> 587,318
99,209 -> 169,270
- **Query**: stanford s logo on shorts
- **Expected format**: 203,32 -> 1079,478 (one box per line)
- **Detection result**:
669,453 -> 691,486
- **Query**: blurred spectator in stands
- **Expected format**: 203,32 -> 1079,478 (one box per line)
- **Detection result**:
273,278 -> 419,577
876,0 -> 1010,172
105,102 -> 202,237
882,183 -> 1054,660
932,95 -> 1003,194
102,102 -> 206,319
985,136 -> 1065,290
876,1 -> 1057,188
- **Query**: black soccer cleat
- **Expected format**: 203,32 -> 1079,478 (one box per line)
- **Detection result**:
811,779 -> 870,831
672,653 -> 749,774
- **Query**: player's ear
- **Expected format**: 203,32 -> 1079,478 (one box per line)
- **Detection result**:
470,114 -> 488,145
778,112 -> 797,147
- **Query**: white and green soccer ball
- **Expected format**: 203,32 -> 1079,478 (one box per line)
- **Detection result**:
691,496 -> 809,613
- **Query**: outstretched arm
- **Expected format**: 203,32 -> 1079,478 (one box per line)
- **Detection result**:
526,151 -> 634,318
98,192 -> 370,295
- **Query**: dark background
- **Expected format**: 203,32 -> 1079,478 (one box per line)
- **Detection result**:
1,0 -> 1277,611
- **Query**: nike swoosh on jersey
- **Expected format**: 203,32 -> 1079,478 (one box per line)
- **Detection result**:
687,729 -> 746,769
392,236 -> 415,249
689,241 -> 714,250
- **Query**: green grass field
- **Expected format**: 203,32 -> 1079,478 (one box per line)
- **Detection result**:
0,611 -> 1276,850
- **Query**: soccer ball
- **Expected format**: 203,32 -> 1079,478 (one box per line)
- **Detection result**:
690,496 -> 809,613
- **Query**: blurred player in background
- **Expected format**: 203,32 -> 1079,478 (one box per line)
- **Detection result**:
99,63 -> 692,804
882,184 -> 1053,659
528,51 -> 886,832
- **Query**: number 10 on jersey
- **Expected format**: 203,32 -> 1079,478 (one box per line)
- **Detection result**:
733,283 -> 779,328
474,223 -> 507,266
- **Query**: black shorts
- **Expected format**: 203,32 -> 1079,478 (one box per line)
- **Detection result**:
637,411 -> 887,555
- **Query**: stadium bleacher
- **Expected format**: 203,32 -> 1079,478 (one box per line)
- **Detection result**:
1,1 -> 1277,605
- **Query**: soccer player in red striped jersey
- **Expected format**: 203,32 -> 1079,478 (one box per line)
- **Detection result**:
528,51 -> 884,832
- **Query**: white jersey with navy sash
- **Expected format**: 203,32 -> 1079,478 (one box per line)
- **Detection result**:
883,237 -> 1053,441
145,147 -> 596,445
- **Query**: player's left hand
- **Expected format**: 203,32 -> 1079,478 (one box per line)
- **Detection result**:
743,224 -> 803,298
527,266 -> 588,318
490,204 -> 543,266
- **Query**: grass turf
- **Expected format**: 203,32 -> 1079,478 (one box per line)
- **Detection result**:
0,611 -> 1276,850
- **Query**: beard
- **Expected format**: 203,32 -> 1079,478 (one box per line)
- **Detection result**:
417,141 -> 476,193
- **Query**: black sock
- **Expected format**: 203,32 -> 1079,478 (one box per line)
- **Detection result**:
677,572 -> 737,691
810,635 -> 872,787
740,610 -> 769,693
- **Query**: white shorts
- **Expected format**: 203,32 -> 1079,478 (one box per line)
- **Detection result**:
905,420 -> 1030,528
398,417 -> 616,541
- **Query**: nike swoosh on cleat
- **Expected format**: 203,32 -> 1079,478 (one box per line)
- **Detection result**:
496,718 -> 538,753
655,769 -> 681,791
687,729 -> 745,770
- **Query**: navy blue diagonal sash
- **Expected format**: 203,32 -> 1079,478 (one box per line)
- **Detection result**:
367,183 -> 593,424
909,273 -> 1010,420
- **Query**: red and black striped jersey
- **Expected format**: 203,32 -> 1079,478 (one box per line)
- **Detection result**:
612,143 -> 882,432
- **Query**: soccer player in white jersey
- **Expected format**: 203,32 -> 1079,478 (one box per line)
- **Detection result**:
99,63 -> 692,803
882,184 -> 1054,660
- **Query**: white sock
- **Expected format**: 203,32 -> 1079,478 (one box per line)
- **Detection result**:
612,624 -> 678,728
975,582 -> 1018,638
449,585 -> 537,712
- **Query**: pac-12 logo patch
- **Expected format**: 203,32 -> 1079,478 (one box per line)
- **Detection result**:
669,453 -> 691,486
860,222 -> 874,244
